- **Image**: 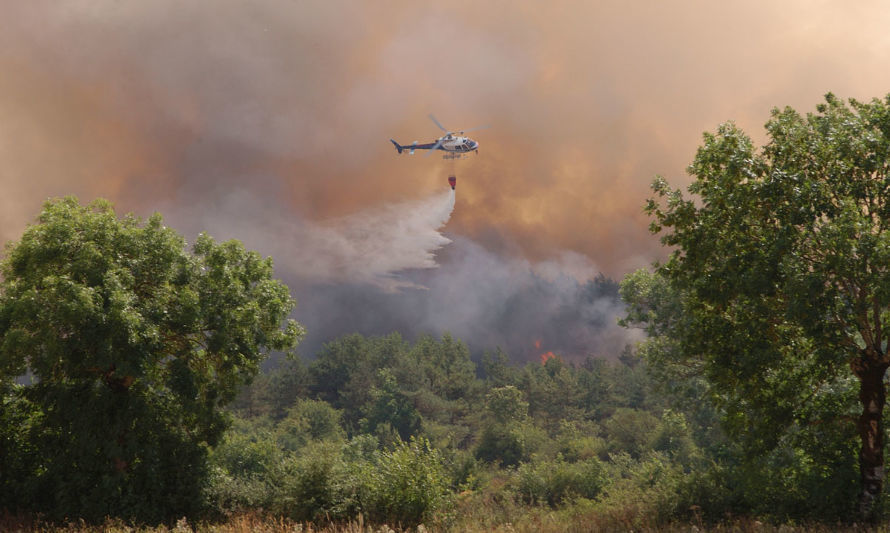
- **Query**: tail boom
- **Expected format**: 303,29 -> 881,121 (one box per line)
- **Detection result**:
390,140 -> 434,155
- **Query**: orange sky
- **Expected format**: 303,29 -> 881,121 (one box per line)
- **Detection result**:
4,1 -> 890,278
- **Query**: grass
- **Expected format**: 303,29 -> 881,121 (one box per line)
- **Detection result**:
6,512 -> 890,533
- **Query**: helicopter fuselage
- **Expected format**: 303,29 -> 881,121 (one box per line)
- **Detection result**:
391,135 -> 479,155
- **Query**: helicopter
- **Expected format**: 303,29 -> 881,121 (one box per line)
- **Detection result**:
390,114 -> 488,159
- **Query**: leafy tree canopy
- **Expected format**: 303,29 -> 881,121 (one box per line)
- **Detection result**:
0,197 -> 303,522
623,93 -> 890,518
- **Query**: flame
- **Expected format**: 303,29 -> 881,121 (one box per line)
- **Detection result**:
535,340 -> 556,363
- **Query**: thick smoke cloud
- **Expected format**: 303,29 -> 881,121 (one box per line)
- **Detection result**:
5,2 -> 890,270
293,237 -> 641,362
4,2 -> 890,361
159,182 -> 455,291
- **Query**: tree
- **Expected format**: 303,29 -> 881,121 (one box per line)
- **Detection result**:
519,356 -> 585,428
309,333 -> 408,432
407,333 -> 476,403
475,385 -> 534,467
0,197 -> 303,522
625,94 -> 890,518
362,368 -> 422,442
481,347 -> 517,387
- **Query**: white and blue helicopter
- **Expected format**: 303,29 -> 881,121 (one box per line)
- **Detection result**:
390,115 -> 488,159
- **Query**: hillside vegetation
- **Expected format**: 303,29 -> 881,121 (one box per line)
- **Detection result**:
8,94 -> 890,530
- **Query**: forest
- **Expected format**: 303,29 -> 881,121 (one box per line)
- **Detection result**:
5,94 -> 890,531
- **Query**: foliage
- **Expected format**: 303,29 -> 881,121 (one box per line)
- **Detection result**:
277,399 -> 345,451
276,441 -> 344,522
485,385 -> 528,424
475,385 -> 541,467
601,407 -> 660,459
593,451 -> 686,528
515,457 -> 608,507
356,437 -> 453,527
361,369 -> 422,441
624,93 -> 890,519
0,197 -> 302,523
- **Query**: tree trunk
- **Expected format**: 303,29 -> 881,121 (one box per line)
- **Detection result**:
852,354 -> 888,519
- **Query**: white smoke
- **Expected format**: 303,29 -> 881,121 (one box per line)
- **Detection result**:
291,188 -> 456,291
293,236 -> 644,362
161,185 -> 456,292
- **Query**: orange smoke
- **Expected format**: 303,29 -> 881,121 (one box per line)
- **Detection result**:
4,2 -> 890,279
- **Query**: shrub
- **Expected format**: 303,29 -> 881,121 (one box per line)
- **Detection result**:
276,399 -> 344,451
515,457 -> 608,507
205,423 -> 284,514
204,466 -> 274,516
476,421 -> 547,467
359,437 -> 453,527
211,426 -> 282,478
276,441 -> 343,522
595,451 -> 685,528
602,408 -> 660,458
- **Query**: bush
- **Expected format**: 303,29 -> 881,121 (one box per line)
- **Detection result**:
276,399 -> 344,451
211,425 -> 282,477
358,437 -> 453,527
276,441 -> 343,522
475,421 -> 548,467
204,466 -> 274,515
515,457 -> 608,507
594,451 -> 685,528
554,420 -> 607,462
602,408 -> 660,458
206,422 -> 284,514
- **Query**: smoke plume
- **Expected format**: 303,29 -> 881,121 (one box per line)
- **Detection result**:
5,1 -> 890,363
161,184 -> 456,291
293,237 -> 643,363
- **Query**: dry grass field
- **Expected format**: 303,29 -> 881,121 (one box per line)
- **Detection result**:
6,512 -> 890,533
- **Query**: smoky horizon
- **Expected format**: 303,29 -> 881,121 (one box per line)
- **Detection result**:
4,1 -> 890,362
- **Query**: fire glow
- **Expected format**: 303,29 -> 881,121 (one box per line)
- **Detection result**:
535,340 -> 557,364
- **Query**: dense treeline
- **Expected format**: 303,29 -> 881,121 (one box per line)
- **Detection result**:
201,329 -> 859,528
0,324 -> 866,529
212,333 -> 672,527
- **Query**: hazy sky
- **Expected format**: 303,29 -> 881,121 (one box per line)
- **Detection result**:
4,1 -> 890,360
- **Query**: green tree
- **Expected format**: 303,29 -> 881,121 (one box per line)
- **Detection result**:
519,356 -> 584,428
475,386 -> 541,467
399,334 -> 480,432
0,197 -> 303,522
309,333 -> 408,432
407,334 -> 476,402
626,93 -> 890,518
362,368 -> 422,442
481,347 -> 517,387
485,385 -> 528,425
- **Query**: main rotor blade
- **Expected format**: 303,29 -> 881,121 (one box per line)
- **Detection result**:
428,114 -> 449,133
458,124 -> 491,135
424,138 -> 444,157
